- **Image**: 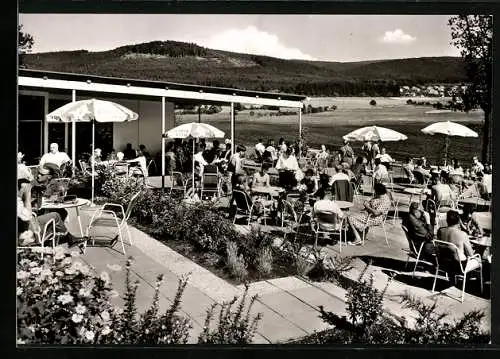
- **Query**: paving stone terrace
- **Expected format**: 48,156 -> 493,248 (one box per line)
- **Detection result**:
63,189 -> 490,344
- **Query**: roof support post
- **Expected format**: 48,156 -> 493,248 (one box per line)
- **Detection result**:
298,106 -> 302,159
161,96 -> 166,190
71,89 -> 76,174
230,102 -> 235,155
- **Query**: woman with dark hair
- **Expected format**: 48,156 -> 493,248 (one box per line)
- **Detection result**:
347,183 -> 391,245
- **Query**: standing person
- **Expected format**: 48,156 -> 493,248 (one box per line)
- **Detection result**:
276,147 -> 300,189
39,143 -> 71,168
123,143 -> 136,160
340,140 -> 355,167
255,138 -> 265,162
278,138 -> 287,154
228,145 -> 247,188
471,156 -> 485,176
362,140 -> 373,165
371,141 -> 381,168
164,142 -> 177,174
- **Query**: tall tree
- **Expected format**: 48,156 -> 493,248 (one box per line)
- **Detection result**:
18,25 -> 34,67
448,15 -> 493,164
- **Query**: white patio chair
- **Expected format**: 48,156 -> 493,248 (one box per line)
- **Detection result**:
86,191 -> 142,255
432,239 -> 483,303
311,211 -> 347,251
360,210 -> 390,247
18,214 -> 57,262
402,225 -> 435,277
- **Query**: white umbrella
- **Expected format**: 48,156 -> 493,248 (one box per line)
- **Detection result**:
343,126 -> 408,142
164,122 -> 225,191
421,121 -> 478,165
47,99 -> 139,203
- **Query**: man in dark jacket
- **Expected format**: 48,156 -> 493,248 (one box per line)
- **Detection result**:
403,202 -> 435,260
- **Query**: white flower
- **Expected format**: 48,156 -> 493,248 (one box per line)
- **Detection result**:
85,330 -> 95,342
75,304 -> 87,314
17,270 -> 30,280
16,287 -> 23,296
109,290 -> 119,298
106,264 -> 122,272
49,278 -> 58,285
65,268 -> 76,275
40,268 -> 52,277
100,310 -> 110,322
71,313 -> 84,323
101,326 -> 111,336
19,259 -> 30,266
55,271 -> 64,277
30,267 -> 42,275
62,257 -> 72,266
57,293 -> 73,305
54,247 -> 66,260
78,288 -> 92,298
99,271 -> 110,284
29,261 -> 38,267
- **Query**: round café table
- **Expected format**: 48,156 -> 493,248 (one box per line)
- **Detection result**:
251,186 -> 285,198
40,198 -> 90,237
333,200 -> 354,209
458,197 -> 491,208
404,187 -> 431,204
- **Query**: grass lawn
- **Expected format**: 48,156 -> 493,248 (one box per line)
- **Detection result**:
177,97 -> 484,165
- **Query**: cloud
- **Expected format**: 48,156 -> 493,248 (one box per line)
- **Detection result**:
381,29 -> 416,44
199,26 -> 316,60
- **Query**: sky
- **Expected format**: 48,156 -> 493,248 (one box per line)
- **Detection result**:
19,14 -> 461,62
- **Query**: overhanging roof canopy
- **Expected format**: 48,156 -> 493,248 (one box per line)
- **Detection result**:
18,69 -> 305,108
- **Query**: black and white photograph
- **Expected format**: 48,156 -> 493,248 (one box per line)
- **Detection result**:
17,13 -> 492,345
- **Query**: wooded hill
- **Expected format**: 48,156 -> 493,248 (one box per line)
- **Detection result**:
21,40 -> 468,96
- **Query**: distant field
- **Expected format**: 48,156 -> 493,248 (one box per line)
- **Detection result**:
177,97 -> 484,165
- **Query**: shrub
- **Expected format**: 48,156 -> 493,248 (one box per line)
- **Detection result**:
369,99 -> 377,106
17,250 -> 193,345
17,248 -> 117,344
198,285 -> 262,344
255,247 -> 273,277
307,254 -> 354,284
226,241 -> 248,281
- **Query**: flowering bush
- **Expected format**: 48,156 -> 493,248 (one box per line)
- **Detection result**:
17,250 -> 192,345
17,247 -> 117,344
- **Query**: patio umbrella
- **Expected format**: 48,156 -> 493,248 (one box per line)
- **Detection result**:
342,126 -> 408,142
421,121 -> 478,166
164,122 -> 225,191
46,99 -> 139,204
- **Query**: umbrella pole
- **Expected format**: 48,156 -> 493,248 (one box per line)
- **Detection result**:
444,136 -> 449,167
91,120 -> 95,206
192,139 -> 195,196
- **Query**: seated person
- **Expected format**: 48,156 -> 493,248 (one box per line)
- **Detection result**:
481,168 -> 492,199
139,144 -> 151,163
18,176 -> 83,247
113,152 -> 129,175
437,210 -> 478,269
314,173 -> 331,200
430,176 -> 458,208
252,162 -> 271,188
449,158 -> 464,176
402,157 -> 415,183
299,168 -> 319,195
231,174 -> 271,217
90,148 -> 102,165
375,147 -> 394,169
328,164 -> 350,186
468,211 -> 491,237
106,149 -> 118,161
413,159 -> 431,184
347,183 -> 391,245
403,202 -> 435,261
18,151 -> 34,182
471,156 -> 484,176
459,173 -> 489,199
312,188 -> 345,238
127,149 -> 148,178
39,143 -> 71,168
372,158 -> 389,185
